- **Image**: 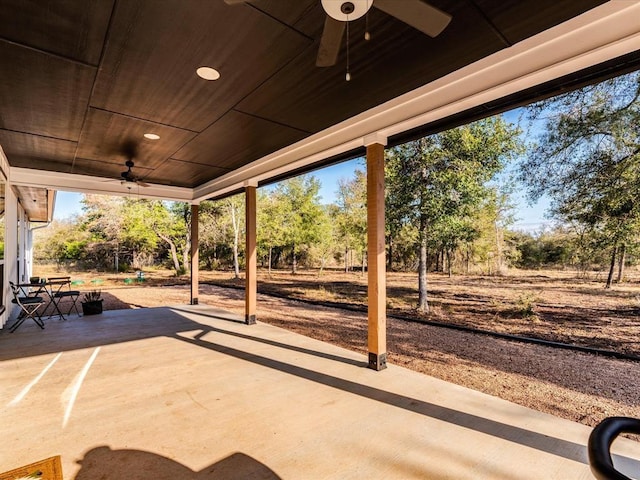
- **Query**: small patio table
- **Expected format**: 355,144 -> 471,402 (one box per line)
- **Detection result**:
26,277 -> 78,320
46,277 -> 82,320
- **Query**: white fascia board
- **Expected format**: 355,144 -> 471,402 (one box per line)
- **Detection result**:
0,146 -> 9,180
10,168 -> 193,202
194,1 -> 640,202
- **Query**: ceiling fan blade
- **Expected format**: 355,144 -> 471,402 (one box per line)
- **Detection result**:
223,0 -> 252,4
316,15 -> 346,67
136,181 -> 151,188
373,0 -> 452,37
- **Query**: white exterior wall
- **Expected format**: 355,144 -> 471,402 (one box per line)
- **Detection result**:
1,188 -> 31,329
26,226 -> 33,282
2,184 -> 18,328
0,147 -> 32,329
17,205 -> 30,284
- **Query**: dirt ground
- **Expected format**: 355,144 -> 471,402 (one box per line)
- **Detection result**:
203,269 -> 640,357
40,266 -> 640,431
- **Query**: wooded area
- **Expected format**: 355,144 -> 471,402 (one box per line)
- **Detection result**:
34,71 -> 640,313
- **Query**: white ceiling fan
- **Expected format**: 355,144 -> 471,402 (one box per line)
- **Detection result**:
223,0 -> 452,67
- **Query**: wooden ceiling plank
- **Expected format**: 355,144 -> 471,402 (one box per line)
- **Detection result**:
74,109 -> 197,173
171,110 -> 308,171
13,185 -> 49,222
471,0 -> 606,46
0,42 -> 96,141
90,0 -> 312,132
0,0 -> 114,66
0,131 -> 77,172
146,159 -> 232,188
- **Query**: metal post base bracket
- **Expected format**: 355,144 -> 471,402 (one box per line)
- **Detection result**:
368,352 -> 387,371
245,314 -> 256,325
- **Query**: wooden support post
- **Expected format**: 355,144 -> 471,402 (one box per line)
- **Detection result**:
190,203 -> 199,305
245,185 -> 257,325
366,140 -> 387,371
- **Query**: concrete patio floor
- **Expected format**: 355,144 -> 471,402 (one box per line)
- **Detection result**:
1,306 -> 639,479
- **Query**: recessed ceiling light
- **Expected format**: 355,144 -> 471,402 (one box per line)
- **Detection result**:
196,66 -> 221,81
144,133 -> 160,140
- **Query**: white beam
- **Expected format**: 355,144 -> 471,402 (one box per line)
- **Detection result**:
10,167 -> 193,202
364,133 -> 388,147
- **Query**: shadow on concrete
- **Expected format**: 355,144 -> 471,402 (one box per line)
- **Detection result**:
74,446 -> 281,479
3,306 -> 639,472
171,306 -> 366,367
171,320 -> 640,471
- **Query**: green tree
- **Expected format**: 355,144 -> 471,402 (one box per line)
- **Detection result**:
258,190 -> 286,275
335,167 -> 367,273
386,116 -> 523,312
199,200 -> 226,270
128,199 -> 189,275
519,71 -> 640,287
200,196 -> 245,276
470,185 -> 518,275
309,204 -> 338,276
33,219 -> 90,264
275,175 -> 324,274
225,195 -> 245,278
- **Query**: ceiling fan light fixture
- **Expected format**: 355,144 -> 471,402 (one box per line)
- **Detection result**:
321,0 -> 371,21
196,66 -> 221,81
143,133 -> 160,140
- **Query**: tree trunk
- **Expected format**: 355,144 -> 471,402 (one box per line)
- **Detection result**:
387,237 -> 394,271
165,238 -> 181,274
447,249 -> 452,278
155,231 -> 181,274
170,243 -> 180,274
229,201 -> 240,279
183,237 -> 190,274
232,242 -> 239,278
183,218 -> 191,273
361,250 -> 366,276
616,244 -> 626,283
495,221 -> 503,275
344,245 -> 348,273
465,244 -> 470,275
292,243 -> 297,274
268,246 -> 273,278
605,244 -> 618,289
417,215 -> 429,313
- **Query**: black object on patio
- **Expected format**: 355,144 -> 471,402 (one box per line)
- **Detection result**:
588,416 -> 640,480
8,281 -> 45,332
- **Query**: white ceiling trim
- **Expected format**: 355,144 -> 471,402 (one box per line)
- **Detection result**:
9,167 -> 192,202
194,0 -> 640,201
0,146 -> 10,181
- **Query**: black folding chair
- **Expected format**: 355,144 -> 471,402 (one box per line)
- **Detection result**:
48,276 -> 82,318
8,281 -> 45,332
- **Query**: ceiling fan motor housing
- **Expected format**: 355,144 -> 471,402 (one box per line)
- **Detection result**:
321,0 -> 372,21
